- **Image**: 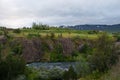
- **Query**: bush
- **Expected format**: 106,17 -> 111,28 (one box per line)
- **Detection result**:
79,43 -> 93,55
10,41 -> 23,55
0,31 -> 3,35
116,35 -> 120,41
88,30 -> 99,34
41,41 -> 49,52
48,68 -> 63,80
50,32 -> 55,39
75,59 -> 90,78
50,43 -> 65,62
13,29 -> 21,33
26,68 -> 64,80
113,32 -> 120,41
0,55 -> 26,80
88,33 -> 119,72
63,66 -> 77,80
27,33 -> 41,38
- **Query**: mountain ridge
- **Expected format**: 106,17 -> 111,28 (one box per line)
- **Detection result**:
60,24 -> 120,32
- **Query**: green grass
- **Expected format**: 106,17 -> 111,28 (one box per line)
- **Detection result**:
7,29 -> 113,39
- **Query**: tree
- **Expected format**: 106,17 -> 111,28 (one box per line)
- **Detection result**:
32,22 -> 49,30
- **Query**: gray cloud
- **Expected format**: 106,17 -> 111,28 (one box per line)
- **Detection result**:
0,0 -> 120,28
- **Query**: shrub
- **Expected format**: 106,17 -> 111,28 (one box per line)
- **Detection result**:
88,30 -> 99,34
0,55 -> 26,80
13,29 -> 21,33
75,59 -> 90,78
0,31 -> 3,35
63,66 -> 77,80
48,68 -> 63,80
88,33 -> 119,72
50,32 -> 55,39
80,43 -> 93,55
50,43 -> 65,62
113,32 -> 120,41
41,41 -> 49,52
27,33 -> 41,38
116,35 -> 120,41
10,42 -> 23,55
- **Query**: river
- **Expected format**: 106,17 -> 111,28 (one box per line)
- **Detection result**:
27,62 -> 77,70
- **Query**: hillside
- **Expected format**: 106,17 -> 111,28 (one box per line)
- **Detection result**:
0,26 -> 120,80
64,24 -> 120,32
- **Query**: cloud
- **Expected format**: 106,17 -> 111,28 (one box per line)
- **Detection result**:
0,0 -> 120,28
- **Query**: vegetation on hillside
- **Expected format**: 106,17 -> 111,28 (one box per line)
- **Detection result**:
0,23 -> 119,80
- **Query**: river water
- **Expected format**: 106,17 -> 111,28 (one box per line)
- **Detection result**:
27,62 -> 77,70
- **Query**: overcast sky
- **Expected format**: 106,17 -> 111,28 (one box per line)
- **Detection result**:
0,0 -> 120,28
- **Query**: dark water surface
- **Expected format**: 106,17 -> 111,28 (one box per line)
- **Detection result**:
27,62 -> 77,70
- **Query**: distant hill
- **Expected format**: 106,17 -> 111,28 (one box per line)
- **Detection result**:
61,24 -> 120,32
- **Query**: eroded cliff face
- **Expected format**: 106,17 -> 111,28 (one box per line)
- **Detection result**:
59,38 -> 74,56
0,36 -> 81,63
1,36 -> 119,63
0,35 -> 7,44
21,38 -> 43,63
20,38 -> 77,63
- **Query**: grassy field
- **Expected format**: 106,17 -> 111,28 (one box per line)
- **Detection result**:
7,29 -> 113,39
